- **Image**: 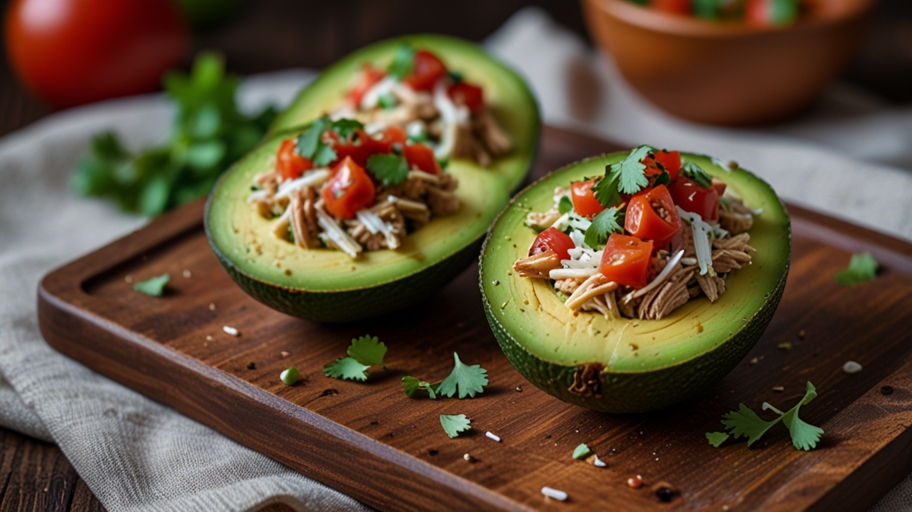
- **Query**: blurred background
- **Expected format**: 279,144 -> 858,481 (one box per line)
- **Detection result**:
1,0 -> 911,137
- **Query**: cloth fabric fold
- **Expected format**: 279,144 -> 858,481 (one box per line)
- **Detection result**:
1,7 -> 911,511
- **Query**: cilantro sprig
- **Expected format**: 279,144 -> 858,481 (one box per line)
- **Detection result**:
388,45 -> 416,80
681,161 -> 713,188
367,153 -> 409,186
72,53 -> 276,216
584,207 -> 624,249
591,145 -> 654,208
440,414 -> 472,438
834,252 -> 879,286
706,381 -> 824,451
323,335 -> 388,382
401,352 -> 488,400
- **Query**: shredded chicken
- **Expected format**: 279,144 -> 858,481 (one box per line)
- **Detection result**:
638,266 -> 694,320
696,272 -> 727,303
554,277 -> 583,295
526,208 -> 562,231
719,199 -> 754,235
564,273 -> 618,312
513,251 -> 561,278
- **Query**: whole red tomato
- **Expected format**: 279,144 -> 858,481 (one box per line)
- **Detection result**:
5,0 -> 189,108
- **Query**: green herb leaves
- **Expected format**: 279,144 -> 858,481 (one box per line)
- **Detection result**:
681,161 -> 713,188
132,274 -> 170,297
707,381 -> 824,451
324,335 -> 387,381
591,145 -> 654,209
584,207 -> 623,249
295,117 -> 338,167
72,53 -> 276,216
572,443 -> 591,460
834,252 -> 879,286
388,45 -> 416,80
558,195 -> 573,214
402,352 -> 488,400
436,353 -> 489,399
440,414 -> 472,438
367,153 -> 409,186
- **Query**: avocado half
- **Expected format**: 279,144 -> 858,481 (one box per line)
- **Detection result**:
270,34 -> 540,193
480,153 -> 791,413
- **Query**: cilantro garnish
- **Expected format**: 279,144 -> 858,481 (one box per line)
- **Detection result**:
295,117 -> 332,160
312,144 -> 338,167
447,70 -> 463,83
611,145 -> 652,194
367,153 -> 409,186
407,129 -> 429,144
378,93 -> 397,110
401,352 -> 488,400
436,352 -> 488,399
332,119 -> 364,138
440,414 -> 472,438
437,157 -> 449,170
402,376 -> 437,399
558,195 -> 573,214
591,173 -> 621,209
681,161 -> 713,188
584,207 -> 623,249
133,274 -> 170,297
72,53 -> 275,216
572,443 -> 591,460
323,335 -> 387,382
388,45 -> 416,80
834,252 -> 879,286
706,381 -> 824,451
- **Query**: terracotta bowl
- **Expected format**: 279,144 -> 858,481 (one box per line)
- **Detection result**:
581,0 -> 876,125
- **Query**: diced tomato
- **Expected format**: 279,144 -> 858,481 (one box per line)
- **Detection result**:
711,178 -> 727,197
654,150 -> 681,182
599,234 -> 654,289
403,143 -> 441,175
529,227 -> 575,261
371,125 -> 407,154
652,0 -> 691,15
448,81 -> 485,115
671,176 -> 719,221
276,138 -> 313,181
333,129 -> 387,169
347,65 -> 386,107
403,50 -> 447,92
322,156 -> 376,220
625,184 -> 682,251
570,179 -> 605,219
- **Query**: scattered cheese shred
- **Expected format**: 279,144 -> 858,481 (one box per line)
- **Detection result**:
541,487 -> 568,501
222,326 -> 239,336
485,431 -> 501,442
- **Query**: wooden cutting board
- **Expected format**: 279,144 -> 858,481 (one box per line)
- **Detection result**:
38,126 -> 912,511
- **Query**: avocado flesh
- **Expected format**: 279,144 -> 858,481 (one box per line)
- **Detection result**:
270,34 -> 540,193
206,130 -> 510,322
480,153 -> 790,413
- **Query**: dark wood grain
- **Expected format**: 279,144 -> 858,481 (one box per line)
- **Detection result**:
34,125 -> 912,511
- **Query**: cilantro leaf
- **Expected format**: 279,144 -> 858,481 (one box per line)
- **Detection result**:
348,335 -> 387,367
296,117 -> 332,160
681,161 -> 713,188
705,432 -> 730,447
388,45 -> 416,80
608,145 -> 652,194
132,274 -> 170,297
323,357 -> 371,381
592,173 -> 621,208
312,143 -> 338,167
709,381 -> 824,451
378,93 -> 396,110
367,153 -> 409,186
584,207 -> 623,248
447,70 -> 463,83
440,414 -> 472,438
572,443 -> 591,460
436,352 -> 488,399
402,376 -> 437,399
558,195 -> 573,214
332,119 -> 364,138
834,252 -> 879,286
72,53 -> 275,216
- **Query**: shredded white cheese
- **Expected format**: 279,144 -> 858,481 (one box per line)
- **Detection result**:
315,203 -> 362,258
677,206 -> 714,276
541,487 -> 568,501
550,268 -> 597,279
593,455 -> 607,468
432,79 -> 469,159
485,431 -> 501,442
360,76 -> 398,110
355,208 -> 400,249
222,326 -> 239,336
623,250 -> 685,303
275,169 -> 331,200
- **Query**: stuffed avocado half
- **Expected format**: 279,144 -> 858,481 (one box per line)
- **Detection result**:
206,125 -> 515,322
480,151 -> 790,413
270,34 -> 540,193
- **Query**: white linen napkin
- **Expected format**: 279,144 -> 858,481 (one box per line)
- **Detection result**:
1,7 -> 910,511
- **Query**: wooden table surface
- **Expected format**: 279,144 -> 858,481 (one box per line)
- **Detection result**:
2,1 -> 910,510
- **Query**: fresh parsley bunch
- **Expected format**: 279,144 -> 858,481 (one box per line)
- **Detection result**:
71,53 -> 276,216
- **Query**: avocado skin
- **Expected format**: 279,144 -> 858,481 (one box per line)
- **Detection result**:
208,227 -> 482,323
478,153 -> 791,413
